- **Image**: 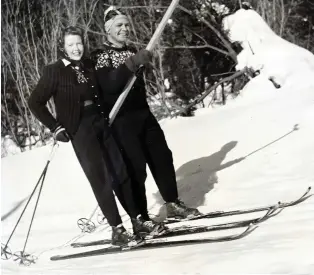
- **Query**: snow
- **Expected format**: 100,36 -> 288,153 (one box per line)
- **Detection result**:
2,8 -> 314,275
1,136 -> 21,158
223,9 -> 314,88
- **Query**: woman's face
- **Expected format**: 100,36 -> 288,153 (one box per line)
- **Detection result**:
64,34 -> 84,60
108,17 -> 130,44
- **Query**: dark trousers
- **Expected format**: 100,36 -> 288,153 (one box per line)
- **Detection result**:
71,106 -> 140,226
112,109 -> 178,219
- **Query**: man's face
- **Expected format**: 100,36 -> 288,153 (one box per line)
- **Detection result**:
108,17 -> 130,44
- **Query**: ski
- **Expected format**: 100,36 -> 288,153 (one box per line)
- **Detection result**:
70,207 -> 277,248
165,186 -> 311,224
50,224 -> 256,261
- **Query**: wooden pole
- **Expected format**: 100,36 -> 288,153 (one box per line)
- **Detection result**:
109,0 -> 180,125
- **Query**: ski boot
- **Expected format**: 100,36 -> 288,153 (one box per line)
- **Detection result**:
166,199 -> 201,219
132,215 -> 167,237
111,224 -> 143,247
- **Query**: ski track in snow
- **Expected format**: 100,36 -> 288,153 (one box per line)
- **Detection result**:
2,8 -> 314,275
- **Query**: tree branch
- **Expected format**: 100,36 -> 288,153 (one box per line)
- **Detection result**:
177,5 -> 238,62
174,69 -> 246,116
182,25 -> 232,55
103,4 -> 169,9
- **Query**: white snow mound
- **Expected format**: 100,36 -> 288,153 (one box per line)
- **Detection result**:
223,9 -> 314,88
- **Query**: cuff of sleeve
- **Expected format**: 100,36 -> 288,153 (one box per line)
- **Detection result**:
50,123 -> 61,133
54,126 -> 66,136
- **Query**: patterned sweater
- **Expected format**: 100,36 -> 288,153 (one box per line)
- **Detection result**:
91,44 -> 149,115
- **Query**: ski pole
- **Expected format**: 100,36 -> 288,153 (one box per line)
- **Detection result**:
3,142 -> 58,253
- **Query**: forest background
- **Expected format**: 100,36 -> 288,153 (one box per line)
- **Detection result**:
1,0 -> 313,156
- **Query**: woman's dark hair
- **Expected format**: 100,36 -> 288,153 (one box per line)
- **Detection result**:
58,26 -> 85,59
62,26 -> 83,39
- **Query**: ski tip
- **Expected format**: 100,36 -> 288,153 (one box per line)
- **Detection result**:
248,223 -> 258,232
234,223 -> 258,239
50,256 -> 60,261
301,187 -> 312,200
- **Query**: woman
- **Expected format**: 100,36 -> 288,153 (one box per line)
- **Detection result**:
28,26 -> 163,246
91,7 -> 201,234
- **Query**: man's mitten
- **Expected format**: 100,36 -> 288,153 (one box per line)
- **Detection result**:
125,49 -> 152,73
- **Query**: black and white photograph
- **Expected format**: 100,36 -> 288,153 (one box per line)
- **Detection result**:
1,0 -> 314,273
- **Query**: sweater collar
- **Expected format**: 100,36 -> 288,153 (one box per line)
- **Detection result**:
62,59 -> 71,67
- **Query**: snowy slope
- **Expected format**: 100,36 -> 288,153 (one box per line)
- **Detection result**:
1,8 -> 314,274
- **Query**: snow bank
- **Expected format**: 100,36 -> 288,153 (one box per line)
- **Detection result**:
223,9 -> 314,88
